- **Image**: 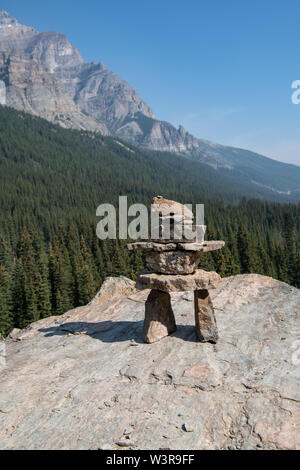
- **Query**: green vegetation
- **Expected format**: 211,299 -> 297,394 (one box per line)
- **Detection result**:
0,106 -> 299,336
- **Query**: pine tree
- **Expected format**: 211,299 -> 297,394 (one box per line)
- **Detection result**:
0,265 -> 13,336
35,270 -> 51,319
224,247 -> 240,276
214,249 -> 226,277
12,260 -> 27,329
111,240 -> 131,277
237,223 -> 253,273
275,245 -> 288,283
49,242 -> 74,315
294,251 -> 300,288
74,254 -> 97,305
283,212 -> 297,283
101,240 -> 113,277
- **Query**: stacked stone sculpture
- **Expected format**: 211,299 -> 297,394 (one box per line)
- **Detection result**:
127,196 -> 225,344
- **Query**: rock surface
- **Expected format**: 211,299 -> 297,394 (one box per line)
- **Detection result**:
194,289 -> 218,343
146,251 -> 201,275
1,274 -> 299,450
0,53 -> 108,134
178,241 -> 225,252
152,197 -> 194,219
127,242 -> 177,252
127,240 -> 225,253
136,269 -> 222,292
90,276 -> 136,305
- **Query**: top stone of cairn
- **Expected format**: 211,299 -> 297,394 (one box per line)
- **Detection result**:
152,196 -> 194,220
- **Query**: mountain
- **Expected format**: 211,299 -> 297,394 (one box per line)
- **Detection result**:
0,105 -> 298,224
1,274 -> 299,449
0,10 -> 108,134
0,9 -> 299,199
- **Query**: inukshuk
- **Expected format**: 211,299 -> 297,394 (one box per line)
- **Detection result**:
127,196 -> 225,344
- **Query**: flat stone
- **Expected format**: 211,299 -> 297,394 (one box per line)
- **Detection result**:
127,242 -> 177,252
178,241 -> 225,252
152,225 -> 206,244
136,269 -> 222,292
152,196 -> 194,219
127,240 -> 225,253
143,289 -> 176,343
160,215 -> 193,224
146,251 -> 201,274
194,289 -> 218,343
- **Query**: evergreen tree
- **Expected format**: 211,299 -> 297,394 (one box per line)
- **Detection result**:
294,251 -> 300,288
49,242 -> 74,315
0,265 -> 13,336
214,249 -> 226,277
237,223 -> 253,273
283,212 -> 297,283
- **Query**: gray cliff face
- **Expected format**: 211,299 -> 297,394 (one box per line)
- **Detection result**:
0,9 -> 82,70
0,9 -> 221,157
0,9 -> 153,136
0,53 -> 108,134
55,62 -> 155,129
0,9 -> 18,26
0,10 -> 107,134
24,31 -> 84,72
0,9 -> 37,51
0,274 -> 299,450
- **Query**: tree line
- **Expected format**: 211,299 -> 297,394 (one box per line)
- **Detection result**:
0,202 -> 299,336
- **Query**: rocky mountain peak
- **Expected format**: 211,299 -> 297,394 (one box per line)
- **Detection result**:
0,9 -> 18,26
178,124 -> 186,135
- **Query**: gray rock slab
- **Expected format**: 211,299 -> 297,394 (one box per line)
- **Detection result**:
0,274 -> 299,450
136,269 -> 222,292
146,251 -> 201,275
194,289 -> 218,343
127,242 -> 177,252
178,241 -> 225,252
143,290 -> 176,343
152,196 -> 194,219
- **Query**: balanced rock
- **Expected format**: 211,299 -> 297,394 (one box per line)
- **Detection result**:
194,289 -> 218,343
152,196 -> 194,219
143,289 -> 176,343
127,240 -> 225,253
146,251 -> 201,275
127,242 -> 177,252
178,241 -> 225,252
136,269 -> 222,292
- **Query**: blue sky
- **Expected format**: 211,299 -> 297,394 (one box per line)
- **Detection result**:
2,0 -> 300,165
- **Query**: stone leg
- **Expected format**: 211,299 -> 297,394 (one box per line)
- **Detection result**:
194,289 -> 218,343
143,289 -> 176,343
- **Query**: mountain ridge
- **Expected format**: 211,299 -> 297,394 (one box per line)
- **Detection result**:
0,9 -> 299,199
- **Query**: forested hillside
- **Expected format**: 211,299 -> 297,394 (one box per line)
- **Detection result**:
0,106 -> 299,336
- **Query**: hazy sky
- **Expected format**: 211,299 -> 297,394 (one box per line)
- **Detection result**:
2,0 -> 300,165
